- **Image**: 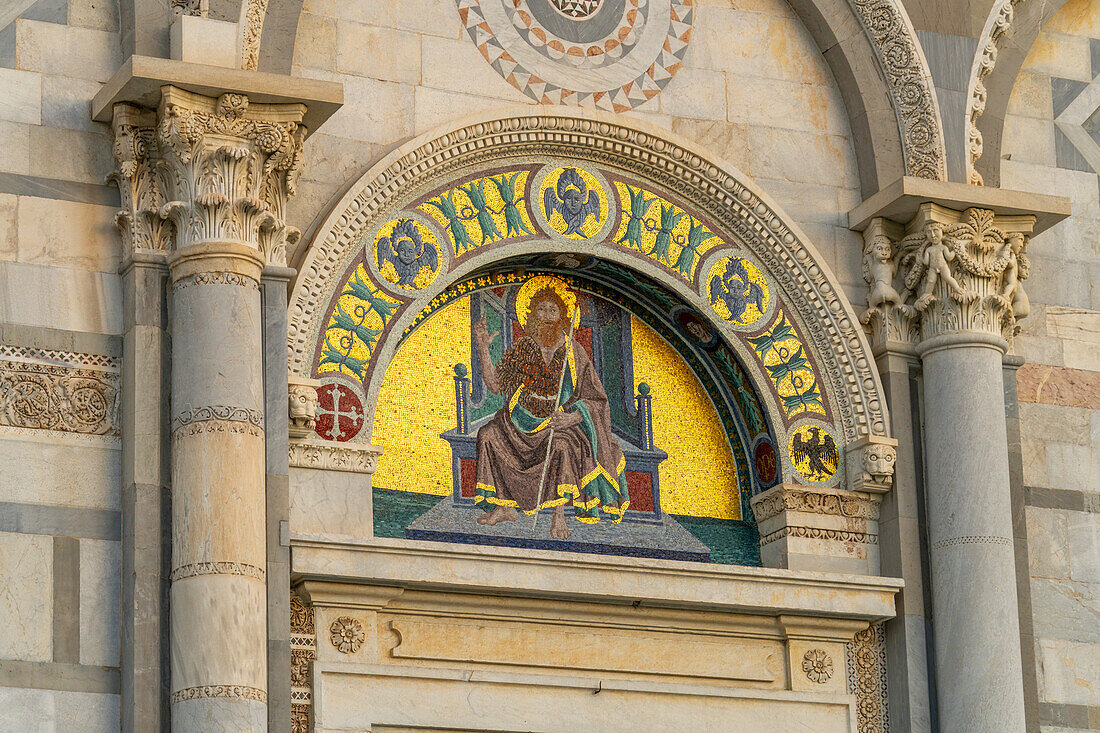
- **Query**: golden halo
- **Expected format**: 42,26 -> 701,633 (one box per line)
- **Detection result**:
515,276 -> 578,332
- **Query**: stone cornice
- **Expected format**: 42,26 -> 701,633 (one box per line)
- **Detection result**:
289,440 -> 382,474
291,536 -> 903,622
847,176 -> 1069,236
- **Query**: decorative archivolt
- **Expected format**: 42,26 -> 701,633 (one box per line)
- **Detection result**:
848,0 -> 948,180
241,0 -> 945,182
288,111 -> 888,467
965,0 -> 1023,185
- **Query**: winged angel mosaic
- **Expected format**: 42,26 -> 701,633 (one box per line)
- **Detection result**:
313,161 -> 847,565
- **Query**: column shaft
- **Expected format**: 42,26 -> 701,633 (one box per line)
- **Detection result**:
921,334 -> 1026,732
168,242 -> 268,729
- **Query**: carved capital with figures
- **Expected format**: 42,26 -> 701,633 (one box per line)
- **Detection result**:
858,204 -> 1035,351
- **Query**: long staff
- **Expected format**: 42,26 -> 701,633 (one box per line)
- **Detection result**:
531,308 -> 579,531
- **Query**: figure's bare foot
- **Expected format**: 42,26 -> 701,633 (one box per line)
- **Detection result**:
550,505 -> 571,540
477,506 -> 519,525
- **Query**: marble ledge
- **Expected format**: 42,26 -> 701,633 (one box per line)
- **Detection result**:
91,55 -> 344,133
290,535 -> 903,621
847,176 -> 1070,235
313,662 -> 854,704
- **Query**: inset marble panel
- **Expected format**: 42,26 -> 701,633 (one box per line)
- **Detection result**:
0,530 -> 53,662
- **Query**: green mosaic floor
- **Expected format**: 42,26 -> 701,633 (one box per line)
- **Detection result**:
373,487 -> 761,566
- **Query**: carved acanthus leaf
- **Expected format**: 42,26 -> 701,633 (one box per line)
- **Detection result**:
155,88 -> 307,266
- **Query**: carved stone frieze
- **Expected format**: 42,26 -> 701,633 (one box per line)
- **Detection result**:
289,440 -> 382,473
0,349 -> 119,436
751,483 -> 883,574
859,205 -> 1035,350
157,87 -> 305,266
239,0 -> 270,71
848,0 -> 948,180
288,375 -> 322,441
751,486 -> 880,524
846,624 -> 891,733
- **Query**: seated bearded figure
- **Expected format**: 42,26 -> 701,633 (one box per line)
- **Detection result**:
471,276 -> 629,540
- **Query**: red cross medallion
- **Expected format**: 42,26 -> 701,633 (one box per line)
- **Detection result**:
314,383 -> 364,442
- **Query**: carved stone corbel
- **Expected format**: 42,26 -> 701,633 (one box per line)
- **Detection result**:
750,483 -> 883,575
288,374 -> 322,441
845,435 -> 897,495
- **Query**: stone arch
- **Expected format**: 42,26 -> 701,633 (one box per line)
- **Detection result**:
966,0 -> 1073,187
255,0 -> 944,194
288,110 -> 890,495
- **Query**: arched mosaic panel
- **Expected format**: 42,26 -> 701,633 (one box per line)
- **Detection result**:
288,113 -> 889,562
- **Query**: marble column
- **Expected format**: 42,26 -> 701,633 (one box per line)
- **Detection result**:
153,86 -> 306,731
860,204 -> 1034,732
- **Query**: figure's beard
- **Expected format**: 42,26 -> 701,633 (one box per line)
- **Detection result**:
534,319 -> 565,348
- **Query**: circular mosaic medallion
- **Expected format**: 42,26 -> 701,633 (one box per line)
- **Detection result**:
314,383 -> 364,442
754,439 -> 778,485
373,217 -> 441,290
458,0 -> 694,111
533,164 -> 614,241
788,424 -> 839,483
706,256 -> 771,328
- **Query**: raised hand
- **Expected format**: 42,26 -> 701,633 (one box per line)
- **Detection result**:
473,317 -> 499,352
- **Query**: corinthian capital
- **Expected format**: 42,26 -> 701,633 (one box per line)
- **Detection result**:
859,203 -> 1034,350
109,103 -> 173,257
156,86 -> 307,267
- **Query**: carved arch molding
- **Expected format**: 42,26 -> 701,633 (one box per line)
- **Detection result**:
288,111 -> 891,494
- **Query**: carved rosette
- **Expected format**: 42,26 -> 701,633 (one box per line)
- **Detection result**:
156,87 -> 305,267
802,648 -> 834,684
859,205 -> 1034,351
329,616 -> 365,654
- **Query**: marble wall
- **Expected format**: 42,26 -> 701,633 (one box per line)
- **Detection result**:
0,1 -> 123,715
1000,1 -> 1100,730
287,0 -> 868,304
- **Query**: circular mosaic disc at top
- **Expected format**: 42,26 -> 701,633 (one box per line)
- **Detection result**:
457,0 -> 693,112
552,0 -> 603,19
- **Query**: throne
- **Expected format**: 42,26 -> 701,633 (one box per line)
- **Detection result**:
441,368 -> 668,523
404,289 -> 712,562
